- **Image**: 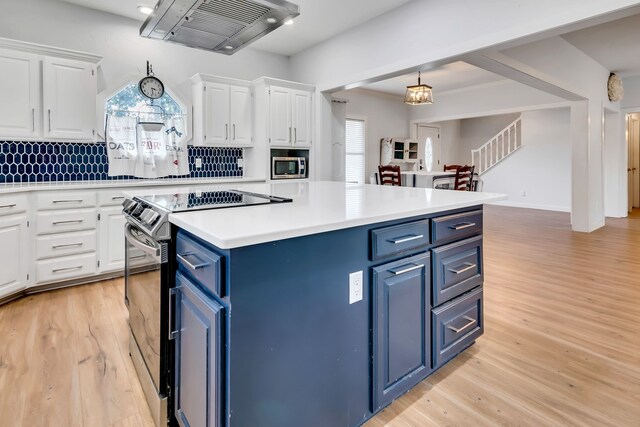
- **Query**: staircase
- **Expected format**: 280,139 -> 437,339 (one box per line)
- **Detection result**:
471,116 -> 522,175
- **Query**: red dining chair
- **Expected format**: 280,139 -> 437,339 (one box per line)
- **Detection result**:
453,165 -> 475,191
443,164 -> 461,172
377,165 -> 402,186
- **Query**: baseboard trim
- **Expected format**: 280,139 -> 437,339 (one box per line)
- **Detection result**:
0,270 -> 124,306
488,200 -> 571,213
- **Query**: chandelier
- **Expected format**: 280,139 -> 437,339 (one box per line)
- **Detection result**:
404,71 -> 433,105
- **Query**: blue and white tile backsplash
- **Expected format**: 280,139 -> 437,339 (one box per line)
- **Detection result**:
0,141 -> 243,183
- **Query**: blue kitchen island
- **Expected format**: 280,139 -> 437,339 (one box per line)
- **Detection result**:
167,181 -> 504,427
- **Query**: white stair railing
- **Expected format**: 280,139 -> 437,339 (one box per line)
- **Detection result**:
471,117 -> 522,175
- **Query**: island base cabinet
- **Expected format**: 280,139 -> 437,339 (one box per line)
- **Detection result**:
372,252 -> 431,410
174,272 -> 225,427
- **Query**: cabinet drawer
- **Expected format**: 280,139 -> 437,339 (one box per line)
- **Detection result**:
36,208 -> 97,235
432,235 -> 483,306
37,191 -> 97,210
431,210 -> 482,245
36,252 -> 97,284
176,231 -> 223,298
0,193 -> 28,216
36,230 -> 96,260
371,219 -> 430,260
98,190 -> 126,207
432,287 -> 483,369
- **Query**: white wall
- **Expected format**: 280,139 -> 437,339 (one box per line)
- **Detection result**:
622,75 -> 640,109
480,108 -> 572,212
332,89 -> 411,179
0,0 -> 290,108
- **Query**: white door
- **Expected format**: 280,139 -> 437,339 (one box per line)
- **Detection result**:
43,57 -> 96,140
630,115 -> 640,209
0,49 -> 40,139
291,89 -> 312,147
269,86 -> 292,146
229,85 -> 252,146
0,214 -> 29,298
417,125 -> 441,171
204,83 -> 230,146
98,206 -> 126,273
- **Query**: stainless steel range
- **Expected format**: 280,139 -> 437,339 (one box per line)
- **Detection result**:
122,188 -> 292,426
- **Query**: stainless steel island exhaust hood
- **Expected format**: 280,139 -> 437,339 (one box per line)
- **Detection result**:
140,0 -> 299,55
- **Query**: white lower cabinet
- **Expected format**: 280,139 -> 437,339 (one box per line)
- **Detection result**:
0,214 -> 29,298
36,253 -> 97,284
98,206 -> 126,273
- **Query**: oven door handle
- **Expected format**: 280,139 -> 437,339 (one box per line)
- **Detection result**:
125,224 -> 160,257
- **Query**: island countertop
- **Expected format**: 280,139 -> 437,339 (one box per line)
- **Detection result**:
158,181 -> 506,249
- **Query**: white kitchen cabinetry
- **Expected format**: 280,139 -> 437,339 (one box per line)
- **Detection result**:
43,57 -> 97,140
35,191 -> 97,284
192,75 -> 252,147
0,38 -> 101,142
269,86 -> 312,148
0,193 -> 31,299
98,205 -> 126,273
0,48 -> 40,139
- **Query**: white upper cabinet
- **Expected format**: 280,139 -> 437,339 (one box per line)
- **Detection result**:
269,86 -> 292,146
192,75 -> 253,147
269,85 -> 312,147
0,39 -> 101,142
0,48 -> 40,139
43,57 -> 97,140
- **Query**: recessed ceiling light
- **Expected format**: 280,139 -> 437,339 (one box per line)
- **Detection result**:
266,17 -> 277,24
284,19 -> 294,25
225,45 -> 234,50
138,5 -> 154,15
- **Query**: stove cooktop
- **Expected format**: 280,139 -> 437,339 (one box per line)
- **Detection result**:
133,189 -> 292,213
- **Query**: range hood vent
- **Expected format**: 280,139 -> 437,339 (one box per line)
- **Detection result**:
140,0 -> 299,55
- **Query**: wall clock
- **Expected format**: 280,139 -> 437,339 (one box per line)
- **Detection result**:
139,61 -> 165,100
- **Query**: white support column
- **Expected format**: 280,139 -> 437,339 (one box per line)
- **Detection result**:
571,100 -> 605,232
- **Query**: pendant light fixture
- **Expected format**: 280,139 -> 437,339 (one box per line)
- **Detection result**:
404,71 -> 433,105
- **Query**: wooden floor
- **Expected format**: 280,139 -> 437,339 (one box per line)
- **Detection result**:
1,206 -> 639,427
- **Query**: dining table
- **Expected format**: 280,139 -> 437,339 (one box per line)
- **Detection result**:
400,170 -> 455,188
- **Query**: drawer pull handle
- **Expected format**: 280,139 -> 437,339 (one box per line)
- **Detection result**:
387,234 -> 424,244
53,219 -> 84,225
447,316 -> 476,334
0,204 -> 17,209
177,253 -> 210,271
112,196 -> 125,201
390,263 -> 423,276
53,242 -> 83,249
448,262 -> 476,275
130,254 -> 147,260
53,266 -> 83,273
449,222 -> 476,231
53,199 -> 84,204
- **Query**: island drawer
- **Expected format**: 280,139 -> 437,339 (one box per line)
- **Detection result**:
176,231 -> 223,298
432,287 -> 483,369
431,235 -> 483,306
431,210 -> 482,245
371,219 -> 430,260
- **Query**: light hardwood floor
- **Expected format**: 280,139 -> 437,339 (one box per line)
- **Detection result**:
1,206 -> 639,427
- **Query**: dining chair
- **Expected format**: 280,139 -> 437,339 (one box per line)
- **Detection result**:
377,165 -> 402,186
443,164 -> 461,172
453,165 -> 475,191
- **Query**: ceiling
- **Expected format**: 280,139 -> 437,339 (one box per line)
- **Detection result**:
58,0 -> 412,56
562,13 -> 640,77
361,62 -> 506,96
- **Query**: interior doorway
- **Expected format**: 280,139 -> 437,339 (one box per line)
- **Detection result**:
628,113 -> 640,211
415,124 -> 441,171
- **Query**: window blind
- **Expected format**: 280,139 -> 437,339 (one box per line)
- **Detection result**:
346,119 -> 365,184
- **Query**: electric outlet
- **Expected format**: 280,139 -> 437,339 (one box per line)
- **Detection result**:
237,158 -> 244,168
521,190 -> 526,197
195,158 -> 202,169
349,271 -> 363,304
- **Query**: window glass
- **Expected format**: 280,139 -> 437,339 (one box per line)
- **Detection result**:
346,119 -> 365,184
106,83 -> 183,120
425,137 -> 434,172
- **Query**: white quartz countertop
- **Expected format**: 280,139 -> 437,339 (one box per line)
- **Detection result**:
168,181 -> 506,249
0,176 -> 266,194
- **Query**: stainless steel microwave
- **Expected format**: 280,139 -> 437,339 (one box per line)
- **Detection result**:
272,156 -> 307,179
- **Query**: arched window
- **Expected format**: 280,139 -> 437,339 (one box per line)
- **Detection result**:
106,82 -> 184,121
